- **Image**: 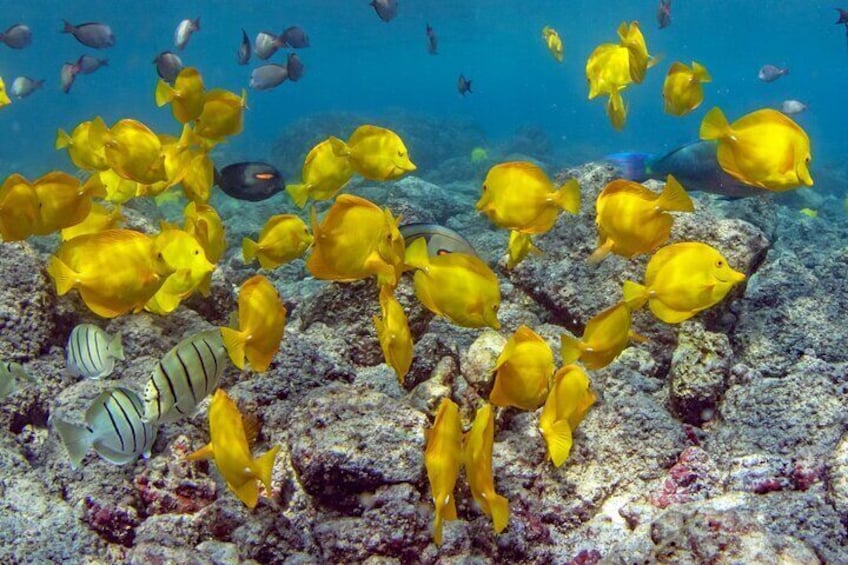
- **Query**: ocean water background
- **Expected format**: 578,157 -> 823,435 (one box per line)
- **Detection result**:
1,0 -> 846,192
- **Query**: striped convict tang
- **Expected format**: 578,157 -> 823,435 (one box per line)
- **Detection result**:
142,329 -> 228,424
66,323 -> 125,379
53,387 -> 157,468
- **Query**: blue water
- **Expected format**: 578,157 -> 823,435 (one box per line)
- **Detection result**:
2,1 -> 846,183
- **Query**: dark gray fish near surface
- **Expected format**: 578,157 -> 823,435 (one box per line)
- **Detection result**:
10,76 -> 44,99
76,55 -> 108,74
60,62 -> 78,93
287,52 -> 304,81
281,26 -> 309,48
174,17 -> 200,50
62,20 -> 115,49
255,31 -> 283,60
0,24 -> 32,49
400,223 -> 478,257
758,64 -> 788,82
371,0 -> 398,22
54,387 -> 157,468
458,73 -> 472,95
215,162 -> 285,201
250,64 -> 288,90
154,51 -> 183,83
237,28 -> 251,64
780,99 -> 808,115
426,23 -> 438,54
657,0 -> 672,29
837,8 -> 848,24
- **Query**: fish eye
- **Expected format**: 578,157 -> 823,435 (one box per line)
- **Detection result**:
194,249 -> 200,255
397,150 -> 404,157
437,249 -> 450,256
482,184 -> 488,191
716,260 -> 724,268
492,304 -> 499,312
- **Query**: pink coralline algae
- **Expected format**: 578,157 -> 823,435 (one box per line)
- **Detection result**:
651,447 -> 719,509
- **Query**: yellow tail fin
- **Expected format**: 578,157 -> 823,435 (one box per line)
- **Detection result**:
242,237 -> 259,264
285,183 -> 310,208
55,129 -> 71,150
220,327 -> 247,369
657,175 -> 694,212
622,280 -> 649,310
403,237 -> 430,271
553,178 -> 581,214
253,444 -> 281,494
489,494 -> 510,534
154,80 -> 174,107
47,257 -> 79,296
560,334 -> 583,365
587,239 -> 614,265
543,420 -> 574,467
185,442 -> 214,461
699,107 -> 730,141
692,61 -> 712,82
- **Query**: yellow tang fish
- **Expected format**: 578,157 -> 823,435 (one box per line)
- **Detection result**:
47,229 -> 175,318
0,173 -> 39,241
560,302 -> 646,370
221,275 -> 287,372
194,88 -> 247,142
799,208 -> 817,218
104,119 -> 166,185
0,76 -> 10,107
700,107 -> 813,191
539,365 -> 596,467
489,325 -> 553,410
61,202 -> 123,241
541,26 -> 563,63
96,168 -> 141,203
506,231 -> 541,269
286,138 -> 355,208
328,125 -> 417,181
606,86 -> 627,131
243,214 -> 312,270
586,43 -> 632,99
463,403 -> 509,534
477,161 -> 580,234
187,389 -> 280,509
590,175 -> 694,263
55,116 -> 109,171
404,237 -> 501,329
616,21 -> 654,84
623,241 -> 746,324
32,171 -> 106,236
145,226 -> 216,315
663,61 -> 712,117
372,285 -> 413,382
155,67 -> 205,124
307,194 -> 405,288
424,398 -> 463,546
184,201 -> 226,296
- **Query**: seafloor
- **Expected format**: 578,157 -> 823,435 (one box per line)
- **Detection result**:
1,116 -> 847,564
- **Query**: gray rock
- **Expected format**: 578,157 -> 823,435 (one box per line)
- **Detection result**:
0,241 -> 56,359
827,433 -> 848,524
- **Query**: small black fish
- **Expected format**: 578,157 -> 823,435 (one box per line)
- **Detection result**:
76,55 -> 108,75
657,0 -> 672,29
215,162 -> 285,201
154,51 -> 183,83
237,29 -> 251,65
0,24 -> 32,49
281,26 -> 309,48
836,8 -> 848,24
60,63 -> 78,93
458,73 -> 472,96
287,53 -> 304,82
250,64 -> 288,90
399,223 -> 478,257
426,23 -> 438,54
371,0 -> 398,22
61,20 -> 115,49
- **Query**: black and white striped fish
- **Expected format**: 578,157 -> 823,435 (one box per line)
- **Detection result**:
1,360 -> 36,400
142,329 -> 228,424
66,323 -> 124,379
53,387 -> 157,468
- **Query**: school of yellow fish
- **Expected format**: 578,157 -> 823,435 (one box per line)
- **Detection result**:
0,16 -> 816,547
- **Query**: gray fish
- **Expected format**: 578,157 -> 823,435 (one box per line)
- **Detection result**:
215,162 -> 285,201
61,20 -> 115,49
142,329 -> 228,424
154,51 -> 183,83
255,31 -> 283,60
657,0 -> 672,29
281,26 -> 309,48
426,23 -> 437,54
0,361 -> 36,400
60,62 -> 78,93
371,0 -> 398,22
399,223 -> 478,257
54,387 -> 157,468
250,64 -> 288,90
66,323 -> 124,379
780,99 -> 808,115
0,24 -> 32,49
837,8 -> 848,24
174,17 -> 200,50
76,55 -> 108,75
10,76 -> 44,99
237,28 -> 251,65
758,64 -> 788,82
287,52 -> 304,82
458,73 -> 472,96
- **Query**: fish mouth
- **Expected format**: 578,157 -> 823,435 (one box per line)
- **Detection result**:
716,270 -> 746,284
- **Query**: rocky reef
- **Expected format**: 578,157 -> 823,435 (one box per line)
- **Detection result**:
1,156 -> 846,564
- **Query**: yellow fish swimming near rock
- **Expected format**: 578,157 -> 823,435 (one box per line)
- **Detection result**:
243,214 -> 313,270
155,66 -> 205,124
328,125 -> 416,181
623,241 -> 746,323
490,325 -> 553,410
663,61 -> 711,117
560,302 -> 645,370
463,403 -> 510,534
539,365 -> 596,467
424,398 -> 463,546
286,138 -> 355,208
55,116 -> 109,171
193,88 -> 247,142
373,286 -> 413,382
541,26 -> 563,62
506,231 -> 541,269
221,275 -> 287,372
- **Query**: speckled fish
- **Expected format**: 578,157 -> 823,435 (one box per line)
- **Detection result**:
254,31 -> 283,60
242,214 -> 313,270
560,302 -> 645,370
220,275 -> 287,372
371,0 -> 398,22
281,26 -> 309,48
174,18 -> 200,50
215,162 -> 285,201
457,73 -> 472,96
424,398 -> 462,546
61,20 -> 115,49
0,361 -> 36,401
186,389 -> 280,509
237,29 -> 251,64
250,64 -> 288,90
10,76 -> 44,99
373,286 -> 413,382
142,329 -> 228,424
539,365 -> 595,467
489,325 -> 553,410
66,323 -> 124,379
76,55 -> 108,74
60,62 -> 77,93
286,53 -> 304,82
0,24 -> 32,49
463,403 -> 509,534
154,51 -> 183,83
54,387 -> 157,468
399,223 -> 478,257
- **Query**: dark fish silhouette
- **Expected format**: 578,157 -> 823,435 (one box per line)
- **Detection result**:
287,53 -> 304,82
0,24 -> 32,49
836,8 -> 848,24
61,20 -> 115,49
237,29 -> 251,64
215,162 -> 285,201
76,55 -> 108,75
458,73 -> 472,96
153,51 -> 183,83
371,0 -> 398,22
657,0 -> 672,29
426,23 -> 438,54
281,26 -> 309,48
